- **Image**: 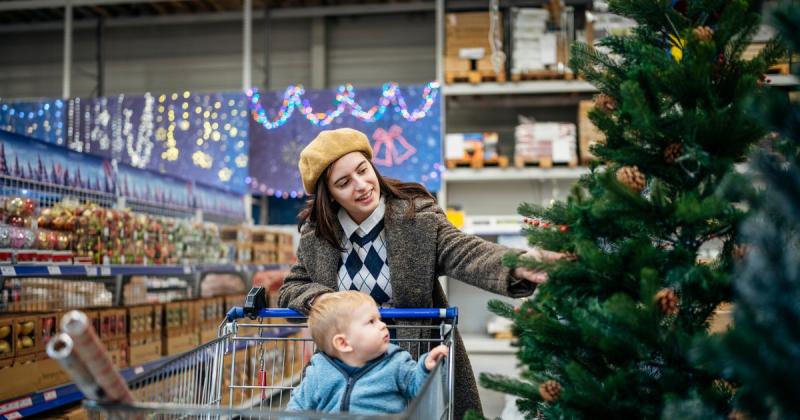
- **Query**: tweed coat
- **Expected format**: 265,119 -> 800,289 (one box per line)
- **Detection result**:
278,197 -> 536,419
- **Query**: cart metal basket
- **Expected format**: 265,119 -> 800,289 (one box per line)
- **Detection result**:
85,306 -> 458,420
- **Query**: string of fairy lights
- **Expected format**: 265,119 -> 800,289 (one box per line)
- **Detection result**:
246,81 -> 440,130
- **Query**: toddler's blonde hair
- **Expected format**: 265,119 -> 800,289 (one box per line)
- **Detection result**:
308,291 -> 376,355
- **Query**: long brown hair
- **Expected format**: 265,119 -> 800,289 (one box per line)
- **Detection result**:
297,156 -> 434,250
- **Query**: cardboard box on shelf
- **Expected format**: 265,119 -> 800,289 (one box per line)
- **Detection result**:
37,354 -> 71,390
0,358 -> 40,400
163,330 -> 197,356
98,308 -> 127,341
0,315 -> 16,363
129,340 -> 162,366
13,314 -> 40,356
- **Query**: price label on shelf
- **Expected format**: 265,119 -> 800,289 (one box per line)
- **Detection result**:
43,390 -> 57,401
1,266 -> 16,276
85,266 -> 98,277
134,366 -> 144,375
47,266 -> 62,275
100,267 -> 112,276
183,265 -> 192,275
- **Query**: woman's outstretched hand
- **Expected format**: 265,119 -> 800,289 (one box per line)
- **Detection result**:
512,248 -> 573,284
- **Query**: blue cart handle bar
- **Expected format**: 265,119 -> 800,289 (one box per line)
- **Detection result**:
226,306 -> 458,321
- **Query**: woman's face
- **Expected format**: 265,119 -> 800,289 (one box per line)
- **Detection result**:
326,152 -> 380,224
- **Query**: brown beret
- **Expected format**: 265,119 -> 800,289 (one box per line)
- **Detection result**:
298,128 -> 374,194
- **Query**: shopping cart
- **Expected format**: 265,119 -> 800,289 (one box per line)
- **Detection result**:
84,295 -> 458,420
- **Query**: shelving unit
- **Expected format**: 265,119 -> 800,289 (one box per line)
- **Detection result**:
443,79 -> 597,96
0,263 -> 284,279
444,166 -> 588,182
0,327 -> 301,419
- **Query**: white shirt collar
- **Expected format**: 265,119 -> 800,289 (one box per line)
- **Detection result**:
338,196 -> 386,239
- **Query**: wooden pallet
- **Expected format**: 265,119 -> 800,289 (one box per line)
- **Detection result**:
514,156 -> 579,169
447,156 -> 509,169
511,70 -> 575,81
445,69 -> 507,84
766,62 -> 790,75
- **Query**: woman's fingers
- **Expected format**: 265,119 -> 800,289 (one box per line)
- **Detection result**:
513,267 -> 548,284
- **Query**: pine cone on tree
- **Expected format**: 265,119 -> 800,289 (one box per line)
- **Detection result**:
732,244 -> 748,261
595,93 -> 617,113
655,288 -> 679,316
693,26 -> 714,42
539,380 -> 562,402
616,166 -> 646,193
664,143 -> 683,164
728,410 -> 750,420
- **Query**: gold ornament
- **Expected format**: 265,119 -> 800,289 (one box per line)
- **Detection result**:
595,93 -> 617,113
664,143 -> 683,164
693,26 -> 714,42
655,288 -> 679,316
539,380 -> 562,402
616,166 -> 646,193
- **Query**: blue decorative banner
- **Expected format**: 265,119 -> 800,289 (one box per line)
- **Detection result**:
0,129 -> 115,194
193,183 -> 246,218
0,100 -> 66,145
117,164 -> 192,210
0,92 -> 249,193
247,83 -> 442,198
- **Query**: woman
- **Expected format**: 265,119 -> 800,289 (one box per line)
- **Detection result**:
278,128 -> 561,419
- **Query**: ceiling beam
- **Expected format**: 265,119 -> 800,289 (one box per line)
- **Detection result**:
0,0 -> 196,12
0,1 -> 435,33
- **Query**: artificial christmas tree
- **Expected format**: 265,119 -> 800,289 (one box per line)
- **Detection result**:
676,2 -> 800,419
476,0 -> 784,418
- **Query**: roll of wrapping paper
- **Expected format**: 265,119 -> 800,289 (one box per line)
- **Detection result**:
45,333 -> 106,401
61,310 -> 134,403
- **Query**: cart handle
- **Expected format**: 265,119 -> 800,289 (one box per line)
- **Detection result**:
226,306 -> 458,321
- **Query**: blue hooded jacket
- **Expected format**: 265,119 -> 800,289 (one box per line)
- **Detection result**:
287,344 -> 431,414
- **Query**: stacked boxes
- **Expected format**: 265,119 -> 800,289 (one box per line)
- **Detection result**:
277,233 -> 295,265
514,121 -> 578,167
511,8 -> 555,75
196,297 -> 225,344
98,308 -> 128,368
220,224 -> 252,264
251,227 -> 278,265
127,305 -> 162,366
0,312 -> 69,399
0,315 -> 16,367
510,5 -> 573,80
444,132 -> 503,168
445,12 -> 506,83
12,314 -> 40,358
162,301 -> 197,355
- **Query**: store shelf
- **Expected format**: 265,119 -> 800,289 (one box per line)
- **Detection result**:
0,263 -> 289,278
461,215 -> 524,236
442,80 -> 598,96
442,74 -> 796,96
0,327 -> 301,419
0,353 -> 174,419
767,74 -> 799,87
236,371 -> 304,410
443,166 -> 589,182
461,334 -> 516,354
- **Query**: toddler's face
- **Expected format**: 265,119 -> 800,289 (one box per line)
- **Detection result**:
345,302 -> 389,361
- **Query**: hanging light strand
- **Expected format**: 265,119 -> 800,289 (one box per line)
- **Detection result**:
246,81 -> 439,130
